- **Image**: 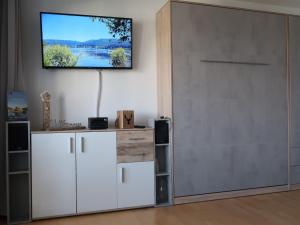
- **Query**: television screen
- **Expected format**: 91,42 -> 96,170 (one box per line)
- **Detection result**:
40,12 -> 132,69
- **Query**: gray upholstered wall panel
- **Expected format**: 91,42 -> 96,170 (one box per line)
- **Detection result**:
289,16 -> 300,184
172,2 -> 288,197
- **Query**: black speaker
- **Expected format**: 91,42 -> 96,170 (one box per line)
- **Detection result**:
155,120 -> 169,144
8,123 -> 29,151
88,117 -> 108,130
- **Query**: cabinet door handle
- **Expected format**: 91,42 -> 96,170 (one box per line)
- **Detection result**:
129,137 -> 145,141
120,167 -> 125,183
70,137 -> 74,154
81,137 -> 85,153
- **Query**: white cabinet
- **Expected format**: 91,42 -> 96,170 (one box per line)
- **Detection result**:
76,132 -> 117,213
32,133 -> 76,219
117,161 -> 155,208
31,129 -> 155,219
32,131 -> 117,218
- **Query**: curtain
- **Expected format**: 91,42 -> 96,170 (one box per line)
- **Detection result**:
0,0 -> 24,216
13,0 -> 24,91
7,0 -> 24,91
0,0 -> 8,216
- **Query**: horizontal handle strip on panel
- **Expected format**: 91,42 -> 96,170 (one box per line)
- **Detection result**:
291,165 -> 300,168
201,60 -> 270,66
129,138 -> 146,141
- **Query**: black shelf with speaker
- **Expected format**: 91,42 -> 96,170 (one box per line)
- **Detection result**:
154,118 -> 173,206
6,121 -> 31,224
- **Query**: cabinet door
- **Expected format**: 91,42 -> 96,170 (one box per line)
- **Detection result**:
76,132 -> 117,213
117,161 -> 154,208
32,133 -> 76,219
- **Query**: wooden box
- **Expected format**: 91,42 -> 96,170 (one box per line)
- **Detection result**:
116,110 -> 134,129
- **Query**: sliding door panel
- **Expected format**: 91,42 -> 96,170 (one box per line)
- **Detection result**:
172,2 -> 288,197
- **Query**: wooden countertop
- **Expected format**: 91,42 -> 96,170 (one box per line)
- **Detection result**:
31,127 -> 154,134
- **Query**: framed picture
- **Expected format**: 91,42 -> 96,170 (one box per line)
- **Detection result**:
7,91 -> 28,121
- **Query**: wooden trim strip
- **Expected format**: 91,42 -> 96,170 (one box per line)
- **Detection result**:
171,0 -> 300,17
174,185 -> 289,205
290,184 -> 300,190
286,16 -> 292,190
156,0 -> 172,118
169,0 -> 176,205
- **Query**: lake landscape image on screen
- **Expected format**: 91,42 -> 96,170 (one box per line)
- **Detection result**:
41,13 -> 132,68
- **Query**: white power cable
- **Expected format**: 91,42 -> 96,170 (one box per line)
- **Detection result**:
96,70 -> 103,117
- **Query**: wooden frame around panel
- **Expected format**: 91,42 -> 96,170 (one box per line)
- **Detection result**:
286,16 -> 292,190
156,0 -> 297,205
156,1 -> 172,118
156,0 -> 174,206
172,0 -> 300,17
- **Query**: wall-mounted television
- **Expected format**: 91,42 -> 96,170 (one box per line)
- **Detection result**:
40,12 -> 132,69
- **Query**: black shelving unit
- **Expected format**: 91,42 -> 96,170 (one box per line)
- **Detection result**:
154,118 -> 172,206
6,121 -> 31,224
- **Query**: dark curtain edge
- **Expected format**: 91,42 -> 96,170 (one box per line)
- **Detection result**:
0,0 -> 8,217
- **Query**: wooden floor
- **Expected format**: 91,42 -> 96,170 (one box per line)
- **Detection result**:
27,190 -> 300,225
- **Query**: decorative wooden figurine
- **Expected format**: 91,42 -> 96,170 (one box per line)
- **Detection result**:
116,110 -> 134,129
40,90 -> 51,131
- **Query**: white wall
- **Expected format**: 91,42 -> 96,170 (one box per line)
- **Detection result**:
20,0 -> 300,131
20,0 -> 166,129
20,0 -> 300,130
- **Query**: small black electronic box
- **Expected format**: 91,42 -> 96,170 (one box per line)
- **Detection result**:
88,117 -> 108,130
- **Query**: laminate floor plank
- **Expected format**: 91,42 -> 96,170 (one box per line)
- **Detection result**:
26,190 -> 300,225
